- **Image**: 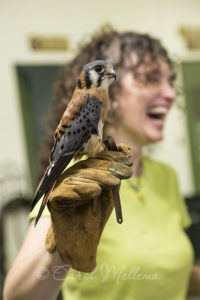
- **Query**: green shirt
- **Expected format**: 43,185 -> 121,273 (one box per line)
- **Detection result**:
30,157 -> 194,300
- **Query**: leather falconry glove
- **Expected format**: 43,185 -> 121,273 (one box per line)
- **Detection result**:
45,144 -> 132,272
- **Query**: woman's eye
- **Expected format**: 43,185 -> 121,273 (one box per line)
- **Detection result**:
149,76 -> 160,82
95,65 -> 103,72
146,71 -> 161,84
148,76 -> 160,83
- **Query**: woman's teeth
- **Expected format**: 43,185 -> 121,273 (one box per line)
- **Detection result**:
147,107 -> 168,120
148,107 -> 168,114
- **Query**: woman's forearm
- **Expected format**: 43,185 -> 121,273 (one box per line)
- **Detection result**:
3,217 -> 69,300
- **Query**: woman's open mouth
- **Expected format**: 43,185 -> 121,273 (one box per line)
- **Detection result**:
146,107 -> 169,129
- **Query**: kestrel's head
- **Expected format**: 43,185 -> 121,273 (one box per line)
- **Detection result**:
78,60 -> 116,90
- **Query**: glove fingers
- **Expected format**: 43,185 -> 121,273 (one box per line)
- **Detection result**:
68,169 -> 121,187
51,180 -> 102,203
94,151 -> 133,166
68,159 -> 132,180
116,143 -> 132,156
70,180 -> 102,200
65,167 -> 131,188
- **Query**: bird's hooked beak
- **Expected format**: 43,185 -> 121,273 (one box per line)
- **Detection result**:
105,69 -> 116,80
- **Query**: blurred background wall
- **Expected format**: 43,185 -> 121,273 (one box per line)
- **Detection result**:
0,0 -> 200,293
1,0 -> 200,196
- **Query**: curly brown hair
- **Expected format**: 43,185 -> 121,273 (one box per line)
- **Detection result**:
39,24 -> 176,178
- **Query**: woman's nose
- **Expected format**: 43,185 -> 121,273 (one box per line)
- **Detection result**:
160,81 -> 176,102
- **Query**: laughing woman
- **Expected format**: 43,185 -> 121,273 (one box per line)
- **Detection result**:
4,26 -> 200,300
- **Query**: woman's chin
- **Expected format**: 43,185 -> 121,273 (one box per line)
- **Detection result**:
144,128 -> 164,144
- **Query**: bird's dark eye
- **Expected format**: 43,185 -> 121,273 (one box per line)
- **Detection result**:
94,65 -> 103,72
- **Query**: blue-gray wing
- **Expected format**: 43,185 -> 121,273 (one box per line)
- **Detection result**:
30,94 -> 102,212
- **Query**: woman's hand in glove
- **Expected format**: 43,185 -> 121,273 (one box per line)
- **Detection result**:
46,147 -> 133,272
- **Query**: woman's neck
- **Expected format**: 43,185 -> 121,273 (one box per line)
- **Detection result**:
107,127 -> 143,177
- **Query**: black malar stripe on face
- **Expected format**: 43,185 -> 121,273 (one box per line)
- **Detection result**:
77,79 -> 82,89
97,73 -> 103,87
84,70 -> 92,89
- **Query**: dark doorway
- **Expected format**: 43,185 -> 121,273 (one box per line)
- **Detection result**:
182,62 -> 200,194
16,65 -> 61,189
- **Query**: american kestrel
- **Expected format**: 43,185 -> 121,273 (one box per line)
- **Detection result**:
30,60 -> 116,226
